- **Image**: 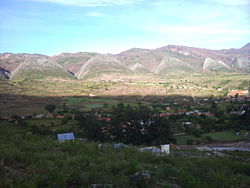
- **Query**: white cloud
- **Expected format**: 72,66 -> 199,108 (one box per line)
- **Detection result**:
21,0 -> 143,7
212,0 -> 250,6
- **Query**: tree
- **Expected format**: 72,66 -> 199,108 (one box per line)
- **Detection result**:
45,104 -> 56,113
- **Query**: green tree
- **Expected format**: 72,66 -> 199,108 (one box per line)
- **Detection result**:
45,104 -> 56,113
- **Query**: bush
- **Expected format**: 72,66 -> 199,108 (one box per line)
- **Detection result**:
192,130 -> 202,138
186,139 -> 194,145
45,104 -> 56,113
205,136 -> 213,143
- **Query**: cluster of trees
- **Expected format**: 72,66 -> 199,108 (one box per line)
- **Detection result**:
76,103 -> 175,145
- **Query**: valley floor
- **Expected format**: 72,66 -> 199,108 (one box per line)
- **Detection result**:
0,73 -> 249,187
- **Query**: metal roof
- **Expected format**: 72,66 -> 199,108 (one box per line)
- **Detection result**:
57,132 -> 75,141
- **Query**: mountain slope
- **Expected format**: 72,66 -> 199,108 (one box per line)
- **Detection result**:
241,43 -> 250,50
74,54 -> 132,79
1,43 -> 249,80
0,54 -> 74,79
203,57 -> 231,72
154,56 -> 195,75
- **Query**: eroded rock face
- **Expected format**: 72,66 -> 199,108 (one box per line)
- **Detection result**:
74,54 -> 130,79
154,56 -> 195,75
232,57 -> 250,72
0,67 -> 11,79
203,57 -> 231,71
129,63 -> 145,71
1,43 -> 250,80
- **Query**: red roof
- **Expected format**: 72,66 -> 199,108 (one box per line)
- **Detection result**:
98,117 -> 111,122
228,90 -> 248,96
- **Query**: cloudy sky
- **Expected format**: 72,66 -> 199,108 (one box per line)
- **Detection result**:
0,0 -> 249,55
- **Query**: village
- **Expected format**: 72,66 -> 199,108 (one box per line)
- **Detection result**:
1,80 -> 249,187
1,89 -> 249,121
1,89 -> 249,146
1,90 -> 250,187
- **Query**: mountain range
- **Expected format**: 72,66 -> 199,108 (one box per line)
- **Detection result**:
1,43 -> 250,80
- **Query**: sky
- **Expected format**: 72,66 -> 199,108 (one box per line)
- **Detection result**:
0,0 -> 249,55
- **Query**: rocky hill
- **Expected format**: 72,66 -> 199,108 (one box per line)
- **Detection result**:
241,43 -> 250,50
1,43 -> 249,80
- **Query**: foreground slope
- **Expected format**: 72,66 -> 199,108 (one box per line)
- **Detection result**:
1,122 -> 250,187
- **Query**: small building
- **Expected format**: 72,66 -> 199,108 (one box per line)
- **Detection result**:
161,144 -> 170,155
46,113 -> 54,118
0,116 -> 11,121
138,144 -> 170,155
159,113 -> 166,117
35,114 -> 45,119
227,90 -> 249,97
204,112 -> 214,117
57,132 -> 75,142
165,106 -> 171,111
138,147 -> 162,154
114,143 -> 126,150
56,115 -> 64,119
182,122 -> 192,125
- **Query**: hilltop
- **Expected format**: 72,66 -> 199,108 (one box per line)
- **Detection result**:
0,43 -> 250,80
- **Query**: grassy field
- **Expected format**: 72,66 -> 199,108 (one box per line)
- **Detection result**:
175,130 -> 250,145
0,73 -> 249,116
222,151 -> 250,160
1,122 -> 250,187
1,73 -> 249,97
175,135 -> 201,145
203,130 -> 249,142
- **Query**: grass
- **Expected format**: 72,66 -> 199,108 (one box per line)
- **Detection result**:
1,122 -> 250,187
175,134 -> 201,145
64,97 -> 84,105
1,73 -> 249,98
222,151 -> 250,160
203,130 -> 248,142
175,130 -> 250,145
64,97 -> 113,105
84,103 -> 104,109
26,119 -> 62,126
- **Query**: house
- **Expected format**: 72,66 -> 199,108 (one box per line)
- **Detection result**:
230,111 -> 241,115
46,113 -> 54,118
159,113 -> 166,117
56,115 -> 64,119
57,132 -> 75,142
138,147 -> 162,154
138,144 -> 170,155
21,115 -> 27,119
245,95 -> 250,101
182,122 -> 192,125
161,144 -> 170,155
114,143 -> 126,150
98,117 -> 111,122
35,114 -> 45,119
204,111 -> 214,117
165,106 -> 171,111
227,90 -> 249,97
0,116 -> 11,121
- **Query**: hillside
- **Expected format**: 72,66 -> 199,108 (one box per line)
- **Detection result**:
0,53 -> 73,79
0,43 -> 250,80
241,43 -> 250,50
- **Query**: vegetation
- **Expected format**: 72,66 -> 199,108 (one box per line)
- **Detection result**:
1,122 -> 250,188
45,104 -> 56,113
175,130 -> 250,145
0,72 -> 250,187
